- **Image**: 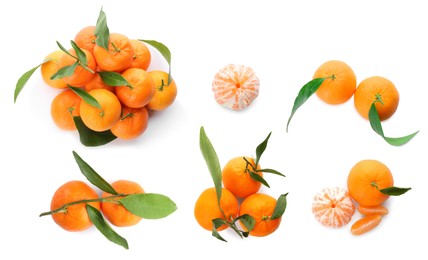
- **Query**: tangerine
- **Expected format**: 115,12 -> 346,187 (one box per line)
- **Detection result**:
130,39 -> 151,70
74,26 -> 97,54
93,33 -> 134,72
57,48 -> 97,87
50,89 -> 81,130
110,106 -> 149,140
146,70 -> 177,111
115,68 -> 155,108
41,50 -> 68,89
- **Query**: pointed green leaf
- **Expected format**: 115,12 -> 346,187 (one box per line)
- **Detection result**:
271,193 -> 288,220
71,40 -> 87,66
256,168 -> 285,177
50,62 -> 78,80
86,204 -> 129,249
72,151 -> 118,194
119,193 -> 177,219
95,7 -> 110,50
236,214 -> 255,231
73,116 -> 117,146
286,77 -> 325,132
212,219 -> 227,242
199,127 -> 222,205
255,132 -> 271,166
68,85 -> 101,109
369,103 -> 419,146
248,170 -> 270,188
379,186 -> 411,196
139,39 -> 172,84
14,59 -> 51,103
56,41 -> 74,58
99,71 -> 130,86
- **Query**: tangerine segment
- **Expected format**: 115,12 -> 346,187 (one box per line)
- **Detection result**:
194,187 -> 239,231
41,50 -> 68,89
50,180 -> 100,232
313,60 -> 357,105
79,89 -> 122,132
212,64 -> 260,110
351,214 -> 382,236
357,205 -> 389,216
101,180 -> 145,227
347,159 -> 393,207
312,187 -> 355,228
239,193 -> 281,237
50,89 -> 81,130
354,76 -> 399,121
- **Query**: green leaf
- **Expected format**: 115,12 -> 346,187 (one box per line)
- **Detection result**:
86,204 -> 129,249
14,59 -> 51,103
368,103 -> 419,146
95,7 -> 110,50
379,186 -> 411,196
286,77 -> 325,132
68,85 -> 101,109
73,116 -> 117,146
71,40 -> 87,66
72,151 -> 118,194
199,127 -> 222,205
248,170 -> 270,188
56,41 -> 74,58
119,193 -> 177,219
211,219 -> 227,242
139,39 -> 172,84
50,62 -> 78,80
255,132 -> 271,166
99,71 -> 130,86
236,214 -> 255,231
271,193 -> 288,220
256,168 -> 285,177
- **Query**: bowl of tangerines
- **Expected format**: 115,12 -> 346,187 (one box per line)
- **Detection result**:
14,8 -> 177,146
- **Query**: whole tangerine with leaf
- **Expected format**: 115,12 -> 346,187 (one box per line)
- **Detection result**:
40,50 -> 68,89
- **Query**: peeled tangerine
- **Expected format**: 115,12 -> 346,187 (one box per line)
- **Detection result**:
312,187 -> 355,228
212,64 -> 260,110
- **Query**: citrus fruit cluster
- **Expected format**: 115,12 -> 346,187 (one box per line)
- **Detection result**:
41,151 -> 177,249
312,159 -> 410,235
287,60 -> 418,146
196,127 -> 288,241
15,8 -> 177,146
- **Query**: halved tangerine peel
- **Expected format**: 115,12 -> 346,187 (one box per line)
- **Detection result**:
312,187 -> 355,228
351,214 -> 382,236
357,205 -> 389,216
212,64 -> 260,110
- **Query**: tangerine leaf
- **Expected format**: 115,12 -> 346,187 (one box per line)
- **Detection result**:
68,85 -> 101,109
72,151 -> 118,194
139,39 -> 172,84
119,193 -> 177,219
56,41 -> 74,58
237,214 -> 255,231
248,170 -> 270,188
199,127 -> 222,205
271,193 -> 288,220
86,204 -> 129,249
73,116 -> 117,146
50,62 -> 78,80
95,7 -> 110,50
379,186 -> 411,196
99,71 -> 130,86
70,40 -> 87,66
286,77 -> 325,132
211,219 -> 227,242
256,168 -> 285,177
255,132 -> 271,166
14,59 -> 51,103
368,103 -> 419,146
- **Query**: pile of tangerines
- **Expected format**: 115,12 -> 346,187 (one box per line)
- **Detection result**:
16,9 -> 177,144
195,128 -> 288,241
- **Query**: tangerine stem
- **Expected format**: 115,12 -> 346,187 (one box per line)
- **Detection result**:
370,181 -> 379,189
374,93 -> 384,105
326,74 -> 336,80
111,42 -> 121,53
39,193 -> 127,217
120,112 -> 134,121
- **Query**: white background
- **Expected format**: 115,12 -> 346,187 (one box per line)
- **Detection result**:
1,0 -> 427,259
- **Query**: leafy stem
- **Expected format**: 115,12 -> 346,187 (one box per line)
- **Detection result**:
39,193 -> 127,217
